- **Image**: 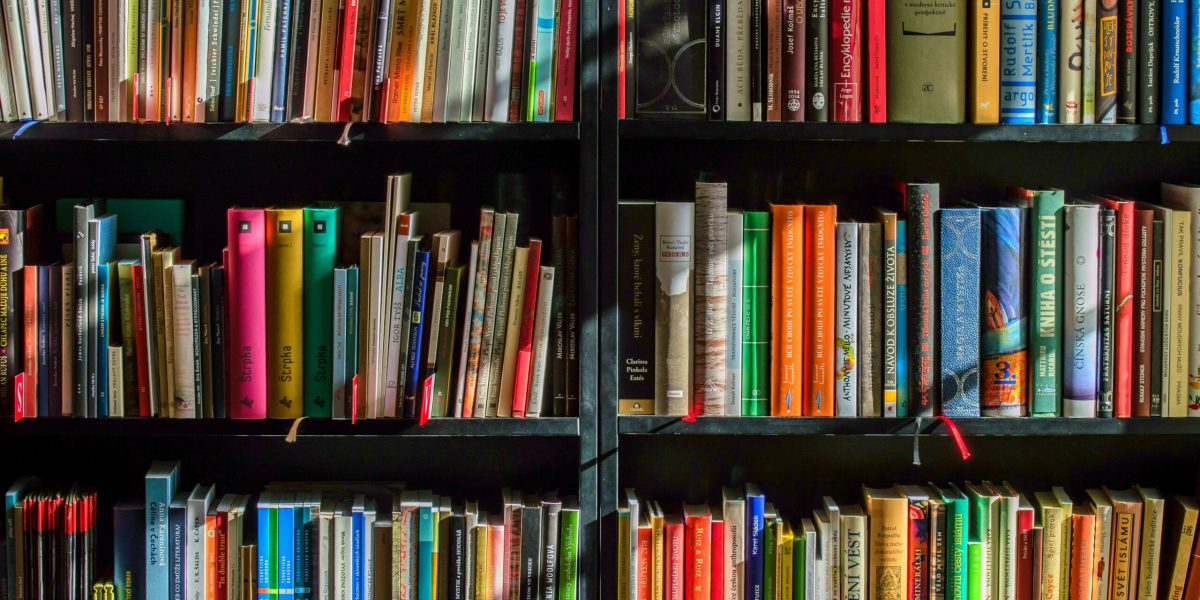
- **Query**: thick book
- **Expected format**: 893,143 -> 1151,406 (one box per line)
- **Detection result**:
972,0 -> 1000,122
655,202 -> 694,415
864,487 -> 908,599
938,208 -> 981,417
980,206 -> 1028,417
806,0 -> 828,121
1000,0 -> 1037,123
694,178 -> 728,416
886,0 -> 966,122
771,205 -> 802,417
266,208 -> 304,418
1064,205 -> 1101,417
1027,190 -> 1065,416
1036,0 -> 1058,123
227,209 -> 267,419
1116,0 -> 1138,122
618,202 -> 655,415
145,462 -> 179,599
1160,183 -> 1200,414
1105,488 -> 1144,600
634,0 -> 706,118
830,0 -> 860,121
902,183 -> 938,416
834,222 -> 858,416
302,207 -> 340,418
803,205 -> 836,416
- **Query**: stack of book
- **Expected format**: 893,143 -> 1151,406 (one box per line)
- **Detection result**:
3,172 -> 579,420
0,0 -> 578,123
622,0 -> 1194,124
3,461 -> 582,600
619,482 -> 1196,600
618,177 -> 1200,418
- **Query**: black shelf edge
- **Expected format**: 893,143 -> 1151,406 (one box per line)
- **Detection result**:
0,121 -> 580,142
619,121 -> 1200,143
619,416 -> 1200,436
0,416 -> 580,437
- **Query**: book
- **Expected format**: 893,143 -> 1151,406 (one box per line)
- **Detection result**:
972,0 -> 1001,122
727,210 -> 743,416
804,205 -> 836,416
1116,0 -> 1138,122
902,183 -> 938,415
742,211 -> 770,415
1161,496 -> 1198,599
1136,487 -> 1165,600
897,486 -> 930,600
999,0 -> 1037,123
747,485 -> 766,600
170,262 -> 197,418
633,0 -> 705,119
834,222 -> 858,416
771,204 -> 802,417
1059,0 -> 1084,121
1082,0 -> 1098,120
496,245 -> 530,417
227,208 -> 267,419
618,223 -> 650,408
1064,204 -> 1101,417
1103,197 -> 1136,417
1106,488 -> 1144,600
1087,489 -> 1115,600
655,201 -> 693,415
781,0 -> 804,121
145,461 -> 180,600
694,177 -> 728,416
266,208 -> 304,419
1134,210 -> 1155,415
939,207 -> 981,417
877,211 -> 901,416
886,0 -> 966,121
1036,0 -> 1058,123
1099,208 -> 1118,416
1097,0 -> 1118,122
1162,0 -> 1186,123
980,206 -> 1028,417
864,487 -> 908,599
806,0 -> 828,121
1024,190 -> 1065,416
858,222 -> 883,416
302,207 -> 341,418
1159,183 -> 1200,414
831,0 -> 860,121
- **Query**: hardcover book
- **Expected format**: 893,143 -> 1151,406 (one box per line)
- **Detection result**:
1159,183 -> 1200,415
999,0 -> 1037,123
634,0 -> 706,118
858,222 -> 883,415
771,204 -> 803,417
1027,190 -> 1064,416
655,202 -> 694,415
834,222 -> 858,416
1162,0 -> 1186,123
806,0 -> 829,120
980,206 -> 1028,417
1064,205 -> 1100,417
226,208 -> 267,419
830,0 -> 861,121
864,487 -> 908,600
266,208 -> 304,419
302,207 -> 340,418
695,177 -> 728,416
1099,208 -> 1117,416
743,211 -> 771,415
938,207 -> 981,417
1116,0 -> 1138,122
1097,0 -> 1118,122
886,0 -> 966,122
804,205 -> 836,416
1059,0 -> 1084,121
1036,0 -> 1058,123
877,210 -> 901,416
727,210 -> 744,416
972,0 -> 1000,122
902,183 -> 938,416
1103,197 -> 1136,417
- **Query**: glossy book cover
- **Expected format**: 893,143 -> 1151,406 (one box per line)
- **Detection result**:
981,206 -> 1029,416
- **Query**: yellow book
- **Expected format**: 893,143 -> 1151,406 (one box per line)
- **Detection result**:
266,208 -> 304,418
1164,496 -> 1199,600
863,486 -> 908,600
971,0 -> 1000,123
1106,487 -> 1145,600
418,0 -> 444,122
1035,491 -> 1065,600
1169,210 -> 1192,416
235,0 -> 254,121
431,500 -> 444,600
126,0 -> 138,118
313,0 -> 341,121
650,501 -> 665,600
386,0 -> 421,122
474,521 -> 489,600
780,521 -> 795,600
497,246 -> 530,416
158,247 -> 179,416
1053,486 -> 1073,600
1136,487 -> 1165,600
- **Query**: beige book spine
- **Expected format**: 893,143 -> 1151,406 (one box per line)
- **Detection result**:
496,246 -> 529,417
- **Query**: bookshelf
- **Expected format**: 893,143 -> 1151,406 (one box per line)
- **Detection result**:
0,121 -> 583,142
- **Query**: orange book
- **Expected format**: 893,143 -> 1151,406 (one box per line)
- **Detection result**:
205,514 -> 218,599
771,204 -> 804,416
683,505 -> 711,600
637,515 -> 653,600
1183,526 -> 1200,600
22,267 -> 36,417
181,0 -> 198,122
1071,508 -> 1097,600
803,205 -> 837,416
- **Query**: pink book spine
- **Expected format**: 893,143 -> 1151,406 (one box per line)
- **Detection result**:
831,0 -> 862,122
490,523 -> 506,600
511,240 -> 543,417
227,208 -> 267,419
866,0 -> 886,121
553,0 -> 578,121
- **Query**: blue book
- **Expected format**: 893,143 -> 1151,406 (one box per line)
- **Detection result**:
270,0 -> 293,122
168,490 -> 189,600
6,478 -> 38,600
897,227 -> 909,416
1190,0 -> 1200,121
114,501 -> 145,600
87,214 -> 117,417
745,484 -> 766,600
1001,0 -> 1039,123
528,0 -> 558,122
36,266 -> 49,417
417,501 -> 434,600
352,498 -> 365,600
258,493 -> 274,600
145,462 -> 179,600
1036,0 -> 1058,122
219,0 -> 242,120
1165,0 -> 1188,123
939,208 -> 982,417
278,494 -> 296,600
96,262 -> 110,416
295,495 -> 314,600
403,251 -> 431,403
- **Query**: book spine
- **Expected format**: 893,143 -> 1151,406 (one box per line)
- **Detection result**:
868,496 -> 909,597
132,265 -> 150,415
865,0 -> 884,121
750,0 -> 763,120
1163,0 -> 1186,122
684,514 -> 710,600
726,213 -> 744,417
433,266 -> 465,417
36,267 -> 48,417
72,206 -> 90,416
709,0 -> 726,119
781,0 -> 804,121
1152,233 -> 1166,417
486,220 -> 520,412
0,211 -> 22,413
332,268 -> 347,417
476,215 -> 508,416
694,181 -> 728,416
334,0 -> 360,120
939,209 -> 982,417
269,0 -> 292,121
465,212 -> 496,417
227,209 -> 267,419
496,246 -> 530,417
896,227 -> 909,415
171,265 -> 197,417
1083,0 -> 1098,120
528,267 -> 555,417
880,215 -> 898,416
746,494 -> 765,600
834,222 -> 858,416
1060,0 -> 1084,121
1166,213 -> 1188,416
726,0 -> 750,119
765,0 -> 782,120
1139,0 -> 1159,121
859,223 -> 882,416
345,267 -> 358,414
803,206 -> 835,417
907,500 -> 930,600
831,0 -> 860,121
404,252 -> 431,411
772,205 -> 803,417
210,266 -> 226,418
21,268 -> 34,416
805,0 -> 828,121
506,0 -> 529,122
218,0 -> 241,120
118,263 -> 138,415
266,209 -> 304,418
618,203 -> 656,414
1099,208 -> 1117,417
1098,0 -> 1118,122
553,0 -> 577,120
1000,0 -> 1038,123
972,0 -> 1001,122
1037,0 -> 1058,123
655,202 -> 695,416
63,0 -> 84,119
564,216 -> 579,416
302,208 -> 339,417
1112,201 -> 1134,417
286,0 -> 312,120
743,211 -> 771,415
1117,0 -> 1138,121
1064,206 -> 1100,417
905,184 -> 938,416
1134,210 -> 1154,416
1031,191 -> 1065,416
981,207 -> 1028,417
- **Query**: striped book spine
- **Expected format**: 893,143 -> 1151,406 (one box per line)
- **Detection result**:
742,211 -> 771,416
694,178 -> 728,416
1001,0 -> 1038,123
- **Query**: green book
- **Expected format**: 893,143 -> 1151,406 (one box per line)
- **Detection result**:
793,534 -> 805,600
269,500 -> 280,600
433,265 -> 465,417
116,259 -> 138,415
965,483 -> 998,600
764,508 -> 777,600
302,206 -> 341,418
932,483 -> 971,600
557,499 -> 580,600
1029,189 -> 1064,416
742,211 -> 771,415
967,541 -> 983,600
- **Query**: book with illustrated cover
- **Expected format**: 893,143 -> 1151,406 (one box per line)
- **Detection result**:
980,206 -> 1028,417
833,222 -> 858,416
655,202 -> 694,415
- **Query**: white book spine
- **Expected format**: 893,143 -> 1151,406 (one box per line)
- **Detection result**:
143,0 -> 160,120
108,346 -> 124,415
1001,499 -> 1017,600
1093,505 -> 1114,600
695,180 -> 728,416
3,0 -> 32,119
527,266 -> 555,417
19,0 -> 48,119
317,510 -> 331,600
1064,205 -> 1100,417
252,0 -> 278,121
0,4 -> 18,120
409,0 -> 433,121
185,502 -> 203,600
726,210 -> 743,417
44,0 -> 64,118
368,238 -> 386,417
1081,0 -> 1097,123
723,499 -> 744,600
724,0 -> 750,121
805,527 -> 817,600
302,0 -> 322,119
35,0 -> 55,118
1169,211 -> 1191,416
835,222 -> 858,416
458,0 -> 481,121
333,513 -> 350,600
484,0 -> 514,121
469,0 -> 491,120
454,242 -> 480,417
1161,183 -> 1200,415
171,266 -> 197,417
382,234 -> 410,417
194,0 -> 210,121
1059,0 -> 1083,122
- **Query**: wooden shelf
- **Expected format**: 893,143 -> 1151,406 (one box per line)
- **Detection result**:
618,416 -> 1200,436
619,121 -> 1200,143
0,121 -> 580,142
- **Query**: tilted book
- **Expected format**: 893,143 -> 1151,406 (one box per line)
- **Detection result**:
511,245 -> 543,418
266,208 -> 304,419
655,202 -> 694,416
694,177 -> 728,416
938,207 -> 981,417
423,230 -> 463,418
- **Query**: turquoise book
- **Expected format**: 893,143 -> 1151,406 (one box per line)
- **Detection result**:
897,226 -> 909,416
934,483 -> 970,600
417,503 -> 435,600
1001,0 -> 1039,123
939,208 -> 981,417
278,495 -> 296,600
257,493 -> 273,600
1029,190 -> 1064,416
303,207 -> 341,417
144,462 -> 177,600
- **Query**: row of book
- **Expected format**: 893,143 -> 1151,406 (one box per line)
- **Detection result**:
0,0 -> 578,123
3,173 -> 581,420
618,482 -> 1195,600
622,0 -> 1198,123
3,461 -> 582,600
617,177 -> 1200,417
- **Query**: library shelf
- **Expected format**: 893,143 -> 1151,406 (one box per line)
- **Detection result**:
0,416 -> 581,437
617,416 -> 1200,436
0,121 -> 581,143
619,121 -> 1200,143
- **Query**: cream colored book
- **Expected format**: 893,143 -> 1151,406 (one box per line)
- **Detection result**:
1035,491 -> 1065,600
159,248 -> 179,416
1135,487 -> 1165,600
108,346 -> 124,416
840,505 -> 866,600
863,486 -> 908,600
171,261 -> 197,418
496,246 -> 529,417
1160,183 -> 1200,415
1163,496 -> 1198,600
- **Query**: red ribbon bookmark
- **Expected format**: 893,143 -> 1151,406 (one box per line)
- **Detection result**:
937,415 -> 972,461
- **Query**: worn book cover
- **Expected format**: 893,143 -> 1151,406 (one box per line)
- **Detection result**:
655,202 -> 694,415
694,177 -> 728,415
902,183 -> 939,416
858,222 -> 883,416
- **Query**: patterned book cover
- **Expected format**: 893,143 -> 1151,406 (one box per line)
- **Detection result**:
939,208 -> 981,417
834,222 -> 858,416
1064,205 -> 1100,417
803,205 -> 836,416
1097,0 -> 1118,122
1098,209 -> 1117,417
742,211 -> 772,415
655,202 -> 694,416
876,210 -> 900,416
902,183 -> 937,416
900,487 -> 930,600
771,205 -> 803,417
858,222 -> 883,416
1029,190 -> 1065,416
1115,0 -> 1138,123
1036,0 -> 1058,123
463,209 -> 496,418
694,178 -> 729,416
1000,0 -> 1037,123
981,206 -> 1028,416
266,208 -> 304,419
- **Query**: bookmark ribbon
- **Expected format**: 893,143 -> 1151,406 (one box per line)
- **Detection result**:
285,417 -> 307,443
937,415 -> 972,461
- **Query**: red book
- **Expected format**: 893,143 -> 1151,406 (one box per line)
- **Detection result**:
511,239 -> 544,417
907,497 -> 929,600
1104,197 -> 1135,417
216,509 -> 229,600
684,505 -> 712,600
831,0 -> 862,121
1133,209 -> 1154,416
665,513 -> 686,600
334,0 -> 362,121
866,0 -> 885,121
22,266 -> 35,418
508,0 -> 531,122
709,514 -> 724,600
1183,524 -> 1200,600
782,0 -> 806,121
617,0 -> 626,119
226,209 -> 267,419
637,518 -> 653,600
554,0 -> 578,121
131,264 -> 151,416
766,0 -> 783,120
1016,500 -> 1036,600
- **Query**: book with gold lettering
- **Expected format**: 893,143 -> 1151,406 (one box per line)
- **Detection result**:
1105,487 -> 1145,600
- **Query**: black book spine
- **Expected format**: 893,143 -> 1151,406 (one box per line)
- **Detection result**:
64,0 -> 86,120
47,265 -> 61,416
450,514 -> 466,600
540,504 -> 560,600
708,0 -> 725,119
564,216 -> 578,416
1150,218 -> 1164,415
805,0 -> 828,121
551,215 -> 567,416
169,498 -> 186,600
1099,208 -> 1117,417
36,267 -> 49,417
0,211 -> 24,415
1138,0 -> 1159,121
1117,0 -> 1138,122
286,0 -> 313,121
210,265 -> 226,418
904,183 -> 938,416
617,202 -> 656,411
520,503 -> 543,600
218,0 -> 242,121
750,0 -> 763,119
